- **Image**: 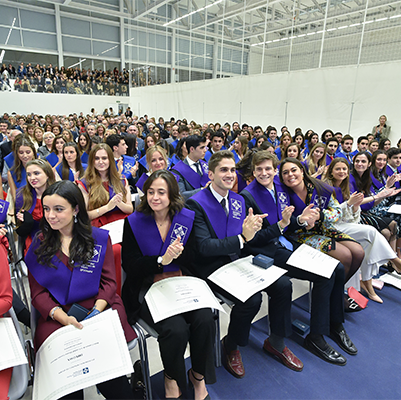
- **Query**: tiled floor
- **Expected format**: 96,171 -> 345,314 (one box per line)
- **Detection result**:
16,274 -> 309,400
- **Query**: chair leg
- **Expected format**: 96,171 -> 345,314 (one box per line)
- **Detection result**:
213,309 -> 222,368
133,324 -> 153,400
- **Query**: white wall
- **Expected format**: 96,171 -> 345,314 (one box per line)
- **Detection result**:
129,60 -> 401,144
2,60 -> 400,145
0,91 -> 127,117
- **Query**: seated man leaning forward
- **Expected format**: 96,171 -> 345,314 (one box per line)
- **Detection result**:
240,151 -> 357,366
186,150 -> 303,378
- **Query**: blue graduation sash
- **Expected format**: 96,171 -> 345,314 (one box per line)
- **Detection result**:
25,227 -> 109,305
46,152 -> 59,167
172,160 -> 209,189
127,208 -> 194,272
191,188 -> 244,239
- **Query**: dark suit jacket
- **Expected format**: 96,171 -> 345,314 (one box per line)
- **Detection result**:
186,194 -> 243,280
172,159 -> 203,200
240,187 -> 301,262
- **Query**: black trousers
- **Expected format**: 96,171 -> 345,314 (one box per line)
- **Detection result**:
207,274 -> 293,347
140,301 -> 216,391
272,246 -> 345,335
60,375 -> 133,399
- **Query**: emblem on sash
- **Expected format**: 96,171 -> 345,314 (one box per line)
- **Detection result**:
231,199 -> 242,220
201,163 -> 209,173
171,223 -> 188,242
124,161 -> 134,172
0,202 -> 4,213
313,195 -> 327,209
277,191 -> 289,211
91,244 -> 102,263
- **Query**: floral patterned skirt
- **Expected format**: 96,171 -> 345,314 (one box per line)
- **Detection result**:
289,227 -> 356,254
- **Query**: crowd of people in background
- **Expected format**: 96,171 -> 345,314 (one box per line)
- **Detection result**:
1,109 -> 400,399
0,62 -> 166,94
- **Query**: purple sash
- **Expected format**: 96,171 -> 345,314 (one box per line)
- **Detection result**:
25,227 -> 109,305
370,172 -> 385,191
386,165 -> 401,189
192,188 -> 244,239
0,199 -> 9,224
236,171 -> 247,193
334,187 -> 344,204
136,173 -> 148,192
243,178 -> 290,226
15,188 -> 37,214
128,208 -> 195,272
46,152 -> 59,167
172,160 -> 209,189
289,185 -> 332,216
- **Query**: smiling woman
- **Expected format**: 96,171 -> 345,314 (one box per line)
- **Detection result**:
25,180 -> 136,399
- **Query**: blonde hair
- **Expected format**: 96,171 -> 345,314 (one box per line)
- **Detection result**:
146,145 -> 168,173
305,143 -> 326,175
83,143 -> 126,210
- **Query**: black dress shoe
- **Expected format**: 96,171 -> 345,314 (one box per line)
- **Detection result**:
330,329 -> 358,355
304,335 -> 347,366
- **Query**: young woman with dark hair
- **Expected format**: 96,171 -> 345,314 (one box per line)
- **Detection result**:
55,142 -> 86,182
122,170 -> 215,400
25,180 -> 136,399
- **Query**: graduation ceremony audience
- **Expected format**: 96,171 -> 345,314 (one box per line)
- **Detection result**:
2,107 -> 401,399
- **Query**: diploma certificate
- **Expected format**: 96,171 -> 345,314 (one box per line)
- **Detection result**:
388,204 -> 401,214
0,317 -> 27,371
99,219 -> 124,245
33,309 -> 133,400
286,244 -> 339,279
145,276 -> 224,323
208,256 -> 287,303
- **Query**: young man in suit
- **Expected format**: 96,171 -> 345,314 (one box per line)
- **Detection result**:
240,151 -> 357,365
172,135 -> 209,200
186,151 -> 304,379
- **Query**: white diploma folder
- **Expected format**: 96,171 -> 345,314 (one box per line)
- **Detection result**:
286,244 -> 339,279
33,309 -> 133,400
380,272 -> 401,290
388,204 -> 401,214
0,317 -> 28,371
145,276 -> 225,323
208,256 -> 287,303
99,219 -> 124,245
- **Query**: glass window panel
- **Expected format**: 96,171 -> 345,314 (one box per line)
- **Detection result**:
23,31 -> 57,50
92,23 -> 119,42
61,17 -> 90,37
20,10 -> 55,32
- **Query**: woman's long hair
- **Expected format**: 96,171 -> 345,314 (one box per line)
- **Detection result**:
11,135 -> 37,183
77,132 -> 91,154
279,157 -> 333,197
18,159 -> 55,212
50,134 -> 67,155
324,158 -> 351,201
35,180 -> 95,268
61,142 -> 85,180
83,143 -> 126,210
351,152 -> 372,194
371,150 -> 388,180
305,143 -> 326,175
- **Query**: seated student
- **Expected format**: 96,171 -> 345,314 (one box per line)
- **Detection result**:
171,135 -> 209,200
105,134 -> 138,185
304,143 -> 327,179
204,131 -> 225,162
368,139 -> 379,155
274,132 -> 292,161
55,142 -> 86,182
186,151 -> 304,379
171,125 -> 190,149
122,170 -> 215,400
325,137 -> 339,165
8,135 -> 37,201
350,136 -> 369,159
241,151 -> 355,364
25,181 -> 135,399
247,126 -> 264,149
0,223 -> 13,399
267,127 -> 280,149
385,147 -> 401,189
336,135 -> 354,163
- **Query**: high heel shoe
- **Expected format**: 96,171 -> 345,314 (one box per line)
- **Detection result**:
164,373 -> 182,399
389,260 -> 401,275
360,281 -> 383,304
187,369 -> 211,400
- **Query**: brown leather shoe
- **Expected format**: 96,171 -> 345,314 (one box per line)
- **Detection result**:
263,338 -> 303,372
221,336 -> 245,379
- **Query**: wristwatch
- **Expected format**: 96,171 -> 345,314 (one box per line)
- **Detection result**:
157,256 -> 163,270
297,216 -> 308,227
